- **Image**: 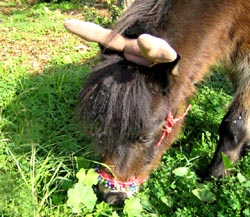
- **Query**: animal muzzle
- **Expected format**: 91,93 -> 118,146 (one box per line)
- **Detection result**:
95,185 -> 129,205
94,167 -> 145,205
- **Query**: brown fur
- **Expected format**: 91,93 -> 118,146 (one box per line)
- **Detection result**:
79,0 -> 250,203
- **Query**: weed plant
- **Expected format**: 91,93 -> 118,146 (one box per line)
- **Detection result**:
1,1 -> 250,216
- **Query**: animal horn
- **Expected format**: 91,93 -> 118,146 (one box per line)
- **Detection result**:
137,34 -> 177,63
64,19 -> 128,51
64,19 -> 177,64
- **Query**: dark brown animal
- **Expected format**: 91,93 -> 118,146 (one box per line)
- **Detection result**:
67,0 -> 250,205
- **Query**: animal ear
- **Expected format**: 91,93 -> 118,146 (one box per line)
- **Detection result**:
145,56 -> 180,94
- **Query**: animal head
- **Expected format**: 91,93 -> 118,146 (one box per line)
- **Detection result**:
79,54 -> 191,204
64,0 -> 187,204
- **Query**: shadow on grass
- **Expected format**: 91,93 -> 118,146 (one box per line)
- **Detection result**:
0,61 -> 98,215
3,63 -> 94,156
181,69 -> 233,169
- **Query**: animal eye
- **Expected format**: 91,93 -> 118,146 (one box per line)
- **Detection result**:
138,134 -> 153,143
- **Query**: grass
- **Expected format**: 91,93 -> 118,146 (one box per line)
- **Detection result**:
1,1 -> 250,216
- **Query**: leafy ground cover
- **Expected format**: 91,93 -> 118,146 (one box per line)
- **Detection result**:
1,1 -> 250,216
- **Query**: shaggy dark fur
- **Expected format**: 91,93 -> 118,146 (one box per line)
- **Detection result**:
112,0 -> 172,38
80,55 -> 151,146
79,54 -> 178,147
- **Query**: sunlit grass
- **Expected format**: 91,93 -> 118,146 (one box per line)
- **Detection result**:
1,1 -> 250,216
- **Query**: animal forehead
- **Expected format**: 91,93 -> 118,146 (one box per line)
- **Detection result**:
81,57 -> 171,147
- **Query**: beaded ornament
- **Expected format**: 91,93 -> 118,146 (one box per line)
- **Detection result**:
95,167 -> 146,194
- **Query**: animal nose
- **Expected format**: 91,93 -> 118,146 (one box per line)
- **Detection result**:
94,185 -> 128,205
102,191 -> 128,205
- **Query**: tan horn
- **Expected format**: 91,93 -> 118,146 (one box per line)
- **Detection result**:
137,34 -> 177,63
64,19 -> 129,52
64,19 -> 177,65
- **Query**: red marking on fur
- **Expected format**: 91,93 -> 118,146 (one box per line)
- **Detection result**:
156,104 -> 191,147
